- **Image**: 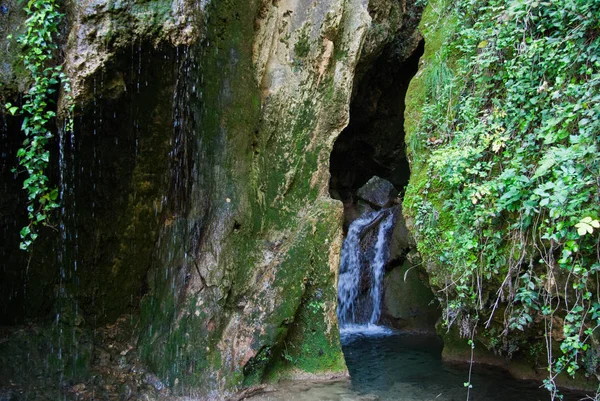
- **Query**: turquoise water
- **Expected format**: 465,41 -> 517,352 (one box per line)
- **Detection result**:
250,326 -> 590,401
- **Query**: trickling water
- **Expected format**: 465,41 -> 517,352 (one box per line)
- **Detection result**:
337,208 -> 394,328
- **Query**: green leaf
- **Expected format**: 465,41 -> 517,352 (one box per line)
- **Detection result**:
19,226 -> 31,238
533,155 -> 555,179
575,217 -> 600,236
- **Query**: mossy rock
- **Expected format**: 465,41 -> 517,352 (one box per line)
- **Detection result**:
381,262 -> 439,332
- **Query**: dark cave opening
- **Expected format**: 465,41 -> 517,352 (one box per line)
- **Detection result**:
329,39 -> 425,211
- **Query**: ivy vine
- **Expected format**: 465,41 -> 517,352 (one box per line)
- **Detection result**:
5,0 -> 73,251
407,0 -> 600,398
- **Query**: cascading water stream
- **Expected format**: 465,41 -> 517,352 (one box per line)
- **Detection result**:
337,208 -> 395,330
369,212 -> 394,324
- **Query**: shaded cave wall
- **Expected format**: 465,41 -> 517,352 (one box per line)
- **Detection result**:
0,43 -> 183,324
0,0 -> 203,325
0,1 -> 201,394
0,107 -> 29,320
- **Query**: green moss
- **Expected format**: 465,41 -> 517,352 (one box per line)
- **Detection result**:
139,288 -> 226,390
404,0 -> 457,168
294,24 -> 312,59
0,0 -> 30,93
403,0 -> 472,273
258,202 -> 345,380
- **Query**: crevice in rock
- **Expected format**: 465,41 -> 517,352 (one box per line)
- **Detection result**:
330,35 -> 440,333
329,38 -> 425,213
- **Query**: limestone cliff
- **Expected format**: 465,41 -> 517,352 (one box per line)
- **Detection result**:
0,0 -> 424,398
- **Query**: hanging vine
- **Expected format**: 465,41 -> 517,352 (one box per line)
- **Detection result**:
5,0 -> 73,251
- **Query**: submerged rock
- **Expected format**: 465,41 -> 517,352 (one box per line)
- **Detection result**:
357,176 -> 398,208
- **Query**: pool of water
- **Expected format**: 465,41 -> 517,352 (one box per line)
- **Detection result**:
249,326 -> 590,401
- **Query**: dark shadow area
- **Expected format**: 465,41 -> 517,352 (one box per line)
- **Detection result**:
0,41 -> 185,401
329,39 -> 424,206
0,102 -> 29,322
0,42 -> 182,325
66,42 -> 180,324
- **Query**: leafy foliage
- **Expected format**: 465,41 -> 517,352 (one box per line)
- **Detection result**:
406,0 -> 600,397
5,0 -> 73,251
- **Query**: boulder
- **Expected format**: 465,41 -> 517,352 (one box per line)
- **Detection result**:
389,206 -> 410,261
356,200 -> 376,216
357,176 -> 398,208
381,262 -> 439,332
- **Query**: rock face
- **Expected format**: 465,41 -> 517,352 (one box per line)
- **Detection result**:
0,0 -> 25,93
381,261 -> 438,333
135,0 -> 424,394
356,175 -> 398,208
135,0 -> 373,393
388,206 -> 411,261
0,0 -> 425,398
63,0 -> 202,103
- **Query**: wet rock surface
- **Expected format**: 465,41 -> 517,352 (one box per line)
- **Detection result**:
381,262 -> 439,332
388,206 -> 411,261
0,315 -> 203,401
356,176 -> 398,208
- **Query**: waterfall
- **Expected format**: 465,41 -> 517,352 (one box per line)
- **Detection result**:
337,208 -> 395,328
369,212 -> 394,324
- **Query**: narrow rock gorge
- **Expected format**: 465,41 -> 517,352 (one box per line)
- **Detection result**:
1,0 -> 599,399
